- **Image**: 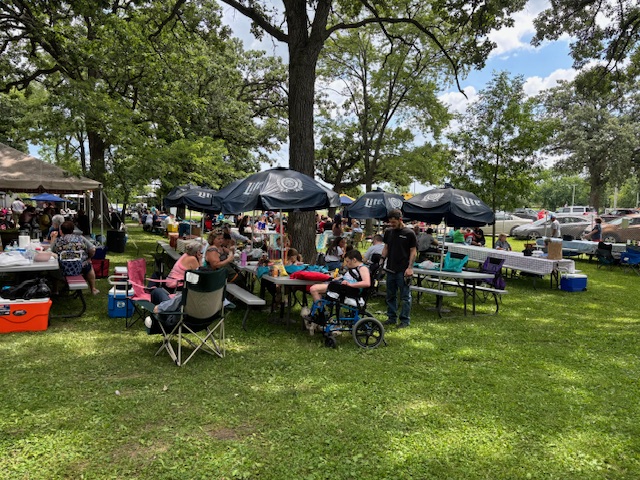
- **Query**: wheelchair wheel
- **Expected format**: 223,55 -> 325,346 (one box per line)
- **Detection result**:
352,317 -> 384,349
324,335 -> 337,348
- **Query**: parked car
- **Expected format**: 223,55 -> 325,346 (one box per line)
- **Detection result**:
600,208 -> 640,222
556,205 -> 596,215
583,214 -> 640,243
481,212 -> 533,236
511,214 -> 595,240
512,208 -> 539,221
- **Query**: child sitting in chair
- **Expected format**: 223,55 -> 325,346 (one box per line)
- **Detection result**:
309,250 -> 371,305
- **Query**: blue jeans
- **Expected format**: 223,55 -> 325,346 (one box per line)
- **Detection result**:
385,270 -> 411,325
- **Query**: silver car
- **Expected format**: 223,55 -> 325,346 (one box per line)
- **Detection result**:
511,214 -> 595,240
481,212 -> 533,236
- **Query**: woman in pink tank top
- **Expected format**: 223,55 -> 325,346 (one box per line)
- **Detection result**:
166,242 -> 202,290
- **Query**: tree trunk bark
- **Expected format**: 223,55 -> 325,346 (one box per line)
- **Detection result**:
285,8 -> 324,263
87,130 -> 108,227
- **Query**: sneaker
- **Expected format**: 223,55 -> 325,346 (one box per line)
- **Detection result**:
224,301 -> 236,310
383,320 -> 397,326
398,322 -> 410,329
144,316 -> 153,328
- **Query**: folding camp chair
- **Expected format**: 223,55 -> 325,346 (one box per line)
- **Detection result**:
595,242 -> 619,269
479,257 -> 506,290
152,268 -> 226,366
620,250 -> 640,275
113,258 -> 177,328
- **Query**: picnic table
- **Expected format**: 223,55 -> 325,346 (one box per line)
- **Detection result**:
445,243 -> 575,288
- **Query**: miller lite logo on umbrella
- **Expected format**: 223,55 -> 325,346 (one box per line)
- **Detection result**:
346,191 -> 405,220
402,186 -> 494,227
218,167 -> 340,213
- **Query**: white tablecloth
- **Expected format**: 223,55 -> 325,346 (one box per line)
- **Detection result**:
446,243 -> 575,276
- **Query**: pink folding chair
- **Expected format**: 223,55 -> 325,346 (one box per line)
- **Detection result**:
111,258 -> 176,329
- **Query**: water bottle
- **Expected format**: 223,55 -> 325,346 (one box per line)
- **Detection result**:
240,249 -> 247,266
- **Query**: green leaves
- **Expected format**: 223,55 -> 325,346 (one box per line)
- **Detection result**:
447,71 -> 547,212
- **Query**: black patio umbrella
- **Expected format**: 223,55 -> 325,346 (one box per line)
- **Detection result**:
219,167 -> 340,214
403,186 -> 494,280
402,186 -> 494,227
346,191 -> 405,220
218,167 -> 340,260
164,184 -> 218,213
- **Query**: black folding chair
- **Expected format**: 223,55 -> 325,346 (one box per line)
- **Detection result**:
150,269 -> 226,366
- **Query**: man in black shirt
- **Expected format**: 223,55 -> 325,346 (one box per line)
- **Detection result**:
381,209 -> 417,328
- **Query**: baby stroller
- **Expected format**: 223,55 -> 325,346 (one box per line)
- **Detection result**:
307,280 -> 386,349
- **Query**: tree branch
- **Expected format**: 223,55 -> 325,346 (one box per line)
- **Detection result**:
149,0 -> 187,39
325,15 -> 465,96
218,0 -> 288,43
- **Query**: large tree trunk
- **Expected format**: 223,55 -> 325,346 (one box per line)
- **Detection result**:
285,6 -> 325,263
87,130 -> 109,227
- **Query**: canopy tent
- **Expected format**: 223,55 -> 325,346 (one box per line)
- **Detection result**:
30,192 -> 68,203
0,143 -> 102,193
0,142 -> 104,238
346,191 -> 405,220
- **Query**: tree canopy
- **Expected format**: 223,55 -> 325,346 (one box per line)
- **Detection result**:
538,68 -> 640,210
447,71 -> 549,222
219,0 -> 528,259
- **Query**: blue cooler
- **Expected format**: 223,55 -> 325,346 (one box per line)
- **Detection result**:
108,287 -> 134,317
560,274 -> 587,292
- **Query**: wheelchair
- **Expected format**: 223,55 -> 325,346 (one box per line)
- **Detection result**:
307,286 -> 386,349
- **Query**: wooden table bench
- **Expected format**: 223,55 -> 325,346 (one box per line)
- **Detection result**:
226,283 -> 266,330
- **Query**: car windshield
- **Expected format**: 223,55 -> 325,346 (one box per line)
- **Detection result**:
530,218 -> 549,226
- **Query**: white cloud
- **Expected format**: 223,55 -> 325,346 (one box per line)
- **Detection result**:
488,0 -> 548,58
523,68 -> 578,96
438,87 -> 478,114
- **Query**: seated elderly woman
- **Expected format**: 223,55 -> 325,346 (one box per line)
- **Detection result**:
165,241 -> 203,291
50,220 -> 99,295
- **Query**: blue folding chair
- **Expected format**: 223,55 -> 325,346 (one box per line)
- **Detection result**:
620,250 -> 640,275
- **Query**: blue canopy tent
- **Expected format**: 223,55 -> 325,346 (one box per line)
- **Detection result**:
30,192 -> 67,203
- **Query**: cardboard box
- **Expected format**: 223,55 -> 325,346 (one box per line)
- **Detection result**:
547,239 -> 563,260
560,274 -> 587,292
0,299 -> 52,333
108,287 -> 134,318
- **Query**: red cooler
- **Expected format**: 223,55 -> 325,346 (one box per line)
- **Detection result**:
0,298 -> 52,333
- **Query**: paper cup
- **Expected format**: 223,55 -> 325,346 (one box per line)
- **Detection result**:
18,235 -> 30,248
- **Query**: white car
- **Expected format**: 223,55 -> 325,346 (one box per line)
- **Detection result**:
481,213 -> 533,236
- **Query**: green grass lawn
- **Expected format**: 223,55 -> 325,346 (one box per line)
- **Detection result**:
1,226 -> 639,479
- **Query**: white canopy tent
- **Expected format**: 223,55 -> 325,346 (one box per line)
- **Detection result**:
0,142 -> 104,238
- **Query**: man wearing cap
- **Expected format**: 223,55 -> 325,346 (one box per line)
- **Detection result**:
550,214 -> 561,238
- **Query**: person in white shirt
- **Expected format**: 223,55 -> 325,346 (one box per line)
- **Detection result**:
550,215 -> 561,238
11,198 -> 25,225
